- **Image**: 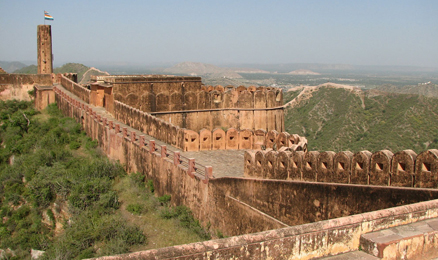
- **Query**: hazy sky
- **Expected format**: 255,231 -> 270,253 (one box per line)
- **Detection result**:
1,0 -> 437,68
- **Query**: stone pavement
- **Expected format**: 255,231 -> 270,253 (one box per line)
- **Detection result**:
180,150 -> 245,178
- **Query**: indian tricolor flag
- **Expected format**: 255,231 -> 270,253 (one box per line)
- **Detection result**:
44,11 -> 54,20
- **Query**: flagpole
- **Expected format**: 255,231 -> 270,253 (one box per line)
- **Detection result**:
44,10 -> 46,25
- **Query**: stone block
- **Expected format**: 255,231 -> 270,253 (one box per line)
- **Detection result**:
414,149 -> 438,188
239,129 -> 253,149
226,128 -> 239,150
183,130 -> 199,151
276,151 -> 291,180
290,151 -> 304,180
254,150 -> 266,178
317,151 -> 336,183
351,150 -> 372,185
199,129 -> 212,150
276,132 -> 290,149
302,151 -> 319,181
265,150 -> 277,179
253,129 -> 267,150
391,149 -> 416,187
212,128 -> 226,150
333,151 -> 353,184
244,151 -> 256,177
266,130 -> 279,149
370,150 -> 393,186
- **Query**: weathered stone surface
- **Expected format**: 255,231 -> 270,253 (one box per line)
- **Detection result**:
333,151 -> 353,184
370,150 -> 393,186
318,151 -> 336,183
351,150 -> 372,184
391,149 -> 416,187
415,149 -> 438,188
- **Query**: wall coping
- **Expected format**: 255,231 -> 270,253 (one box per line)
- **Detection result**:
90,198 -> 438,259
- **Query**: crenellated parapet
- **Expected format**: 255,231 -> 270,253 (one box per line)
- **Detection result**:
60,74 -> 90,103
113,99 -> 305,152
244,149 -> 438,188
90,75 -> 284,132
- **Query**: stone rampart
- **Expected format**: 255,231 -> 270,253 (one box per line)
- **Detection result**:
0,73 -> 53,101
60,74 -> 90,103
91,75 -> 284,132
52,84 -> 438,259
244,149 -> 438,188
113,99 -> 305,152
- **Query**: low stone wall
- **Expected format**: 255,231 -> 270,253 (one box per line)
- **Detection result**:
92,199 -> 438,260
0,73 -> 53,101
244,149 -> 438,188
60,74 -> 90,103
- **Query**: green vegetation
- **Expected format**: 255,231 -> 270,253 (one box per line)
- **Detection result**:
53,63 -> 90,81
0,101 -> 209,259
13,63 -> 90,81
285,87 -> 438,153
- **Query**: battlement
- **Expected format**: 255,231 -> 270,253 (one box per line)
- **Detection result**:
113,99 -> 304,151
244,148 -> 438,188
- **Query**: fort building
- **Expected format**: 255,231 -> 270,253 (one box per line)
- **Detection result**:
2,25 -> 438,259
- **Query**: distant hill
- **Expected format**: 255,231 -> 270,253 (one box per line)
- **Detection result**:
0,61 -> 28,73
164,62 -> 242,78
11,63 -> 109,84
284,85 -> 438,153
288,69 -> 321,75
376,83 -> 438,98
53,63 -> 90,81
80,67 -> 110,84
13,65 -> 38,74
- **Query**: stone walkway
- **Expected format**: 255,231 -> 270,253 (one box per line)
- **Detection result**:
181,150 -> 245,178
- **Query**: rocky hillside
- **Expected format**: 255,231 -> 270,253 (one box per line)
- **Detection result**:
284,85 -> 438,153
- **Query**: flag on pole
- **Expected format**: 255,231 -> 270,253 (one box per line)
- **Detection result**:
44,11 -> 54,20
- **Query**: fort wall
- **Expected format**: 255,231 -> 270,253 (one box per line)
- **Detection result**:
113,99 -> 303,152
53,85 -> 438,232
0,73 -> 53,101
47,83 -> 438,260
60,74 -> 90,103
244,149 -> 438,188
94,199 -> 438,260
91,75 -> 284,132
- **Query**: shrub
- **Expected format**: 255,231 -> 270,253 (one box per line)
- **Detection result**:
69,141 -> 81,150
147,180 -> 154,193
126,203 -> 143,215
158,194 -> 171,205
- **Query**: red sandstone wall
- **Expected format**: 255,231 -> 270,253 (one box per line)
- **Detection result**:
114,99 -> 304,152
60,74 -> 90,103
0,73 -> 53,101
53,85 -> 438,238
244,149 -> 438,188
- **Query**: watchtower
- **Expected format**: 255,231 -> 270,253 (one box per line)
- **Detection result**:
37,25 -> 53,74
